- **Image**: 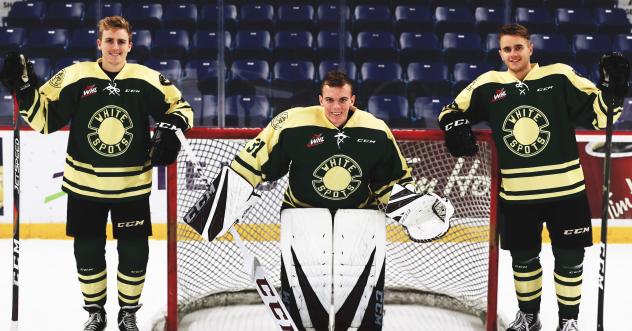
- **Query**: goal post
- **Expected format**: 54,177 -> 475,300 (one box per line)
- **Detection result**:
161,128 -> 500,331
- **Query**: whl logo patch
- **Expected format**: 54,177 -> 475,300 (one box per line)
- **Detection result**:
491,88 -> 507,103
81,84 -> 97,98
307,133 -> 324,147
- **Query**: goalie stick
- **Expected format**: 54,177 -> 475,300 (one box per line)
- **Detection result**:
170,125 -> 298,330
10,91 -> 20,331
597,95 -> 616,331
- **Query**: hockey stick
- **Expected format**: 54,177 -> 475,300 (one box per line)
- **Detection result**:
597,98 -> 615,331
170,125 -> 298,330
10,91 -> 21,331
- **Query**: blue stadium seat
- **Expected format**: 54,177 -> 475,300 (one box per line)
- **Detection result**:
355,31 -> 398,62
6,1 -> 45,27
443,32 -> 485,66
271,60 -> 317,111
531,33 -> 571,65
316,30 -> 352,60
555,8 -> 597,35
85,2 -> 123,24
453,62 -> 493,95
367,95 -> 410,128
44,2 -> 84,28
152,29 -> 189,60
233,30 -> 272,61
399,32 -> 441,65
128,30 -> 151,62
475,7 -> 503,35
240,4 -> 275,31
485,33 -> 501,67
124,4 -> 162,30
318,61 -> 357,81
277,4 -> 314,31
434,7 -> 475,35
144,59 -> 182,83
406,62 -> 451,98
543,0 -> 575,8
23,28 -> 68,59
201,94 -> 218,126
359,62 -> 406,103
228,59 -> 270,96
613,34 -> 632,63
515,7 -> 555,34
273,31 -> 314,61
568,62 -> 590,79
199,4 -> 237,31
512,0 -> 545,7
180,89 -> 203,126
53,57 -> 90,74
353,5 -> 392,33
69,28 -> 98,59
0,27 -> 26,53
0,92 -> 14,125
183,60 -> 221,94
316,4 -> 350,29
614,97 -> 632,129
412,97 -> 450,128
29,57 -> 52,82
163,3 -> 197,30
191,30 -> 231,59
469,0 -> 505,6
227,95 -> 271,127
394,5 -> 433,33
573,34 -> 612,67
596,8 -> 632,35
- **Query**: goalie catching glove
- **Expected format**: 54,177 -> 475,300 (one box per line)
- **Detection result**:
385,184 -> 454,242
182,166 -> 260,242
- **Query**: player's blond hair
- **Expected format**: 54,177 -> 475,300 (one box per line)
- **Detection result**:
499,23 -> 530,41
97,16 -> 132,41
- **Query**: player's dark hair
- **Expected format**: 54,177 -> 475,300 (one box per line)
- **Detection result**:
499,23 -> 530,41
320,70 -> 354,95
98,16 -> 133,41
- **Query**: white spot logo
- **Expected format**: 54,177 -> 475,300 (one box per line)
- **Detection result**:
502,105 -> 550,157
87,105 -> 134,157
312,154 -> 362,200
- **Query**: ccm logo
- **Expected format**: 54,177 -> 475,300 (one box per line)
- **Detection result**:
563,227 -> 590,235
117,220 -> 145,228
444,118 -> 469,131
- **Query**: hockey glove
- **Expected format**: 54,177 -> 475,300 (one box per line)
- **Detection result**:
149,116 -> 185,166
439,111 -> 478,157
183,166 -> 261,242
385,184 -> 454,243
0,52 -> 37,95
598,52 -> 630,99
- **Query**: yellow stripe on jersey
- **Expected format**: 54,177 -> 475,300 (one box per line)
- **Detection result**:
62,182 -> 152,200
500,159 -> 580,174
500,184 -> 585,201
501,167 -> 584,193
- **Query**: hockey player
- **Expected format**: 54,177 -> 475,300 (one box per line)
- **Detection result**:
438,24 -> 629,331
182,70 -> 453,330
0,16 -> 193,331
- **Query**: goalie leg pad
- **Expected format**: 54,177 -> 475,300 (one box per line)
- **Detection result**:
333,209 -> 386,330
182,166 -> 255,241
280,208 -> 333,330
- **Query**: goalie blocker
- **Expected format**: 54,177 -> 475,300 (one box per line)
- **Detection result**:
385,184 -> 454,242
182,166 -> 259,241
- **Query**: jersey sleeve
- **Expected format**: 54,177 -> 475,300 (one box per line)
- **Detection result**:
559,64 -> 622,129
19,67 -> 79,134
438,73 -> 486,124
369,123 -> 412,206
150,73 -> 194,130
230,111 -> 291,188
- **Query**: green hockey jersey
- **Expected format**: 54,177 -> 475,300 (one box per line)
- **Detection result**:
18,59 -> 193,201
439,63 -> 622,203
231,106 -> 412,209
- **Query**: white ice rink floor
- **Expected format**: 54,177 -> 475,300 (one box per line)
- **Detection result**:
0,239 -> 629,331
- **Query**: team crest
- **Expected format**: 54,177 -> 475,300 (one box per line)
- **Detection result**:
502,105 -> 550,157
49,69 -> 65,88
159,74 -> 172,86
87,105 -> 134,157
271,111 -> 289,130
312,154 -> 362,200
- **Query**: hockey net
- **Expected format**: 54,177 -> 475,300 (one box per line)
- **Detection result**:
161,128 -> 499,331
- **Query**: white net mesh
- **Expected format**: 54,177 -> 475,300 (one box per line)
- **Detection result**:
169,130 -> 496,327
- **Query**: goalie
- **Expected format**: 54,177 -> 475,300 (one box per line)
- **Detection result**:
184,70 -> 453,330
